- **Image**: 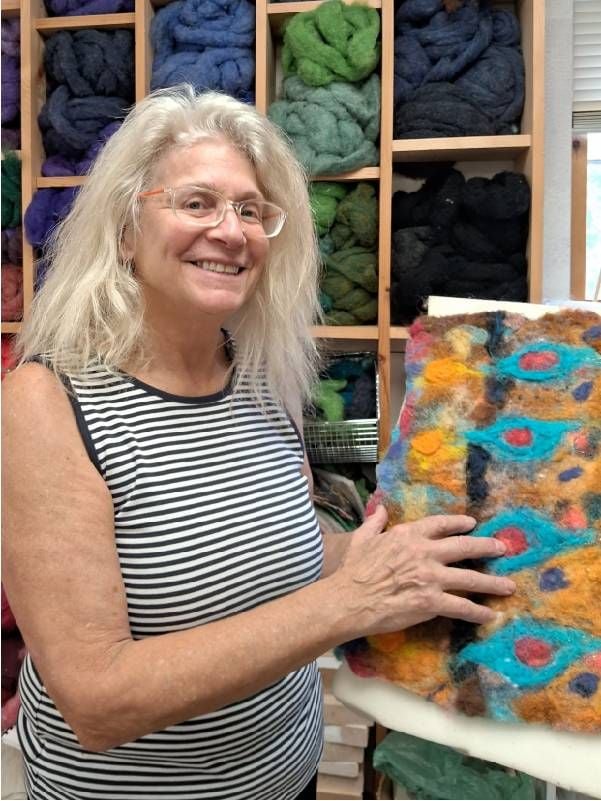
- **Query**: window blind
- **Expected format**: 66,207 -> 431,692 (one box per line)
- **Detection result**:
574,0 -> 601,132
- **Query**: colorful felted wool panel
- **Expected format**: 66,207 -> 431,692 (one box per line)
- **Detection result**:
342,309 -> 601,733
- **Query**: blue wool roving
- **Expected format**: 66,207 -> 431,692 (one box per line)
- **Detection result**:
150,0 -> 255,102
24,187 -> 79,250
39,85 -> 129,157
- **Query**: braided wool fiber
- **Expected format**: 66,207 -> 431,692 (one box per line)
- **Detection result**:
394,2 -> 524,138
44,30 -> 134,100
281,0 -> 380,87
390,168 -> 530,324
1,19 -> 20,126
44,0 -> 133,15
1,228 -> 22,266
342,309 -> 601,734
1,152 -> 21,229
151,0 -> 255,102
39,85 -> 130,158
24,187 -> 79,251
269,74 -> 380,176
1,264 -> 23,322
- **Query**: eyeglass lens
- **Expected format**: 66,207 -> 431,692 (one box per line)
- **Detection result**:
172,187 -> 284,237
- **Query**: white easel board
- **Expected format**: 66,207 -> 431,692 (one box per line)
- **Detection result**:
333,296 -> 601,798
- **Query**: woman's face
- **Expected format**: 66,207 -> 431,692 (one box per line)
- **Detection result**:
125,139 -> 270,322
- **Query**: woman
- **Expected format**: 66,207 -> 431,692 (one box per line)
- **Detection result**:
2,86 -> 514,800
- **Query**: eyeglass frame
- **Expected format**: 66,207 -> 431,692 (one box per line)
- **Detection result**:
137,185 -> 287,239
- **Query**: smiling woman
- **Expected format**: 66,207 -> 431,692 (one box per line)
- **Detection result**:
2,86 -> 513,801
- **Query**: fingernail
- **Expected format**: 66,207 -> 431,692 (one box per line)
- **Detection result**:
504,580 -> 516,594
496,540 -> 507,554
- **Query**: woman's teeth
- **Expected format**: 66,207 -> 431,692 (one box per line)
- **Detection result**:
193,261 -> 242,275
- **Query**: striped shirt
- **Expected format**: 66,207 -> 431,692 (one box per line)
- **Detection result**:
18,362 -> 324,799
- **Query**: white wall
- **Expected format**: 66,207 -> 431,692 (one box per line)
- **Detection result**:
542,0 -> 575,301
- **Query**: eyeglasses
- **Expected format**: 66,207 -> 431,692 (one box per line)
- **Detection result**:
138,185 -> 287,239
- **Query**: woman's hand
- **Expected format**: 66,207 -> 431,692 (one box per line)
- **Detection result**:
331,505 -> 514,638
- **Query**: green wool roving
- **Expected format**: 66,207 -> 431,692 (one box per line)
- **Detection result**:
313,378 -> 347,422
332,183 -> 378,248
1,151 -> 21,229
282,0 -> 381,87
268,74 -> 380,175
310,182 -> 349,237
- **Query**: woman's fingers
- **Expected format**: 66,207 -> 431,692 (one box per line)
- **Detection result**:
442,566 -> 515,596
437,591 -> 501,625
433,534 -> 506,564
402,514 -> 477,540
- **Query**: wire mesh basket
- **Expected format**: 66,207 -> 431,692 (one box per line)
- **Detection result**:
304,352 -> 380,463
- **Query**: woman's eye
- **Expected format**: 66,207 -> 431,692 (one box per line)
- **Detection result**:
240,204 -> 262,221
182,193 -> 214,212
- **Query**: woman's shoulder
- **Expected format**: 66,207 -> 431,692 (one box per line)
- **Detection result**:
2,362 -> 74,428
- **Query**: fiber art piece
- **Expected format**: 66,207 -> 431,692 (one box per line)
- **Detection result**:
342,309 -> 601,733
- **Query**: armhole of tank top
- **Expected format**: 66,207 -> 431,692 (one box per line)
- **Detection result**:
285,407 -> 306,458
27,357 -> 103,477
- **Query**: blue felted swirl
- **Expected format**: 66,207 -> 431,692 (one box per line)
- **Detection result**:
39,85 -> 129,157
150,0 -> 255,101
394,3 -> 492,104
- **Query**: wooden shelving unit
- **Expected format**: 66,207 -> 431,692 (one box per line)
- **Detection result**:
13,0 -> 545,457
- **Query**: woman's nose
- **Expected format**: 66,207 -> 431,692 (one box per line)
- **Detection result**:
206,205 -> 246,248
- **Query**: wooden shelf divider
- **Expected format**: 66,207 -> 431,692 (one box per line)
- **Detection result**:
35,12 -> 135,33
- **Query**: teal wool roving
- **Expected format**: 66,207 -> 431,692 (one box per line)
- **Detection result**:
269,74 -> 380,176
282,0 -> 381,87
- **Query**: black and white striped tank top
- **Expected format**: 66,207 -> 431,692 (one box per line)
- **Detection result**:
18,362 -> 324,800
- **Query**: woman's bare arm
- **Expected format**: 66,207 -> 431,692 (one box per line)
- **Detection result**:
2,364 -> 513,752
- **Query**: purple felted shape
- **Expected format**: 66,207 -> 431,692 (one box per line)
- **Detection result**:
44,0 -> 133,16
24,187 -> 79,250
41,121 -> 121,176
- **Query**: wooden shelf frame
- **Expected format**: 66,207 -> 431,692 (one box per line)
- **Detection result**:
13,0 -> 545,461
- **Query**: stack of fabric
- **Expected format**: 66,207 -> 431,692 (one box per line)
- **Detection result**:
150,0 -> 255,102
390,167 -> 530,324
1,18 -> 20,149
1,152 -> 23,322
394,0 -> 525,138
312,181 -> 379,325
38,29 -> 133,175
269,0 -> 382,175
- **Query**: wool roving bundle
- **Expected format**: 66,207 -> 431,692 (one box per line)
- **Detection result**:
41,121 -> 121,177
281,0 -> 381,87
341,309 -> 601,733
1,19 -> 20,125
394,2 -> 524,138
38,85 -> 130,158
150,0 -> 255,102
269,74 -> 380,176
394,0 -> 492,105
44,30 -> 135,100
1,228 -> 22,266
44,0 -> 133,15
24,187 -> 79,251
390,168 -> 530,324
322,247 -> 378,325
1,152 -> 21,229
310,182 -> 349,237
1,264 -> 23,321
